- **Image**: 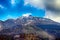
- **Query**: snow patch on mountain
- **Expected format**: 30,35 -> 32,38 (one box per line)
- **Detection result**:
22,13 -> 32,17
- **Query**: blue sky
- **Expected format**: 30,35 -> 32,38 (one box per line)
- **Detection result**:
0,0 -> 45,21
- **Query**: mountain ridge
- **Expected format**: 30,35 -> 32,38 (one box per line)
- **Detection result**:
0,15 -> 60,38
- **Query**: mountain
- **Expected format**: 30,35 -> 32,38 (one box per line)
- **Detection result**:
0,15 -> 60,39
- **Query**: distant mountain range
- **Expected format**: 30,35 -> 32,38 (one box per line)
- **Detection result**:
0,15 -> 60,39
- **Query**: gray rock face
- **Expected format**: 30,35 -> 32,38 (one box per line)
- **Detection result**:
0,15 -> 60,39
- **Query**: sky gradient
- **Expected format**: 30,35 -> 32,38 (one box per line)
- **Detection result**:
0,0 -> 60,23
0,0 -> 45,21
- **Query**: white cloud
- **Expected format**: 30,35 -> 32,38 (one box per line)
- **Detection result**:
24,0 -> 45,9
45,16 -> 60,23
0,5 -> 4,9
11,0 -> 16,6
45,15 -> 60,23
22,13 -> 32,17
44,11 -> 60,23
54,0 -> 60,9
24,0 -> 29,6
41,0 -> 60,23
24,0 -> 60,23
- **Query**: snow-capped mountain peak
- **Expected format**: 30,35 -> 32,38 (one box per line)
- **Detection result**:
22,13 -> 32,17
0,16 -> 60,38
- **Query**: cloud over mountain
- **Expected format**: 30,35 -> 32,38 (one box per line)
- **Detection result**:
24,0 -> 60,23
24,0 -> 44,9
22,13 -> 32,17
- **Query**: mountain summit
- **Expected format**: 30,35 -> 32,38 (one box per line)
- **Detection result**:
0,15 -> 60,39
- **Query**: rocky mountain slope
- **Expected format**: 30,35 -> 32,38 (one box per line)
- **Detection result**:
0,15 -> 60,39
